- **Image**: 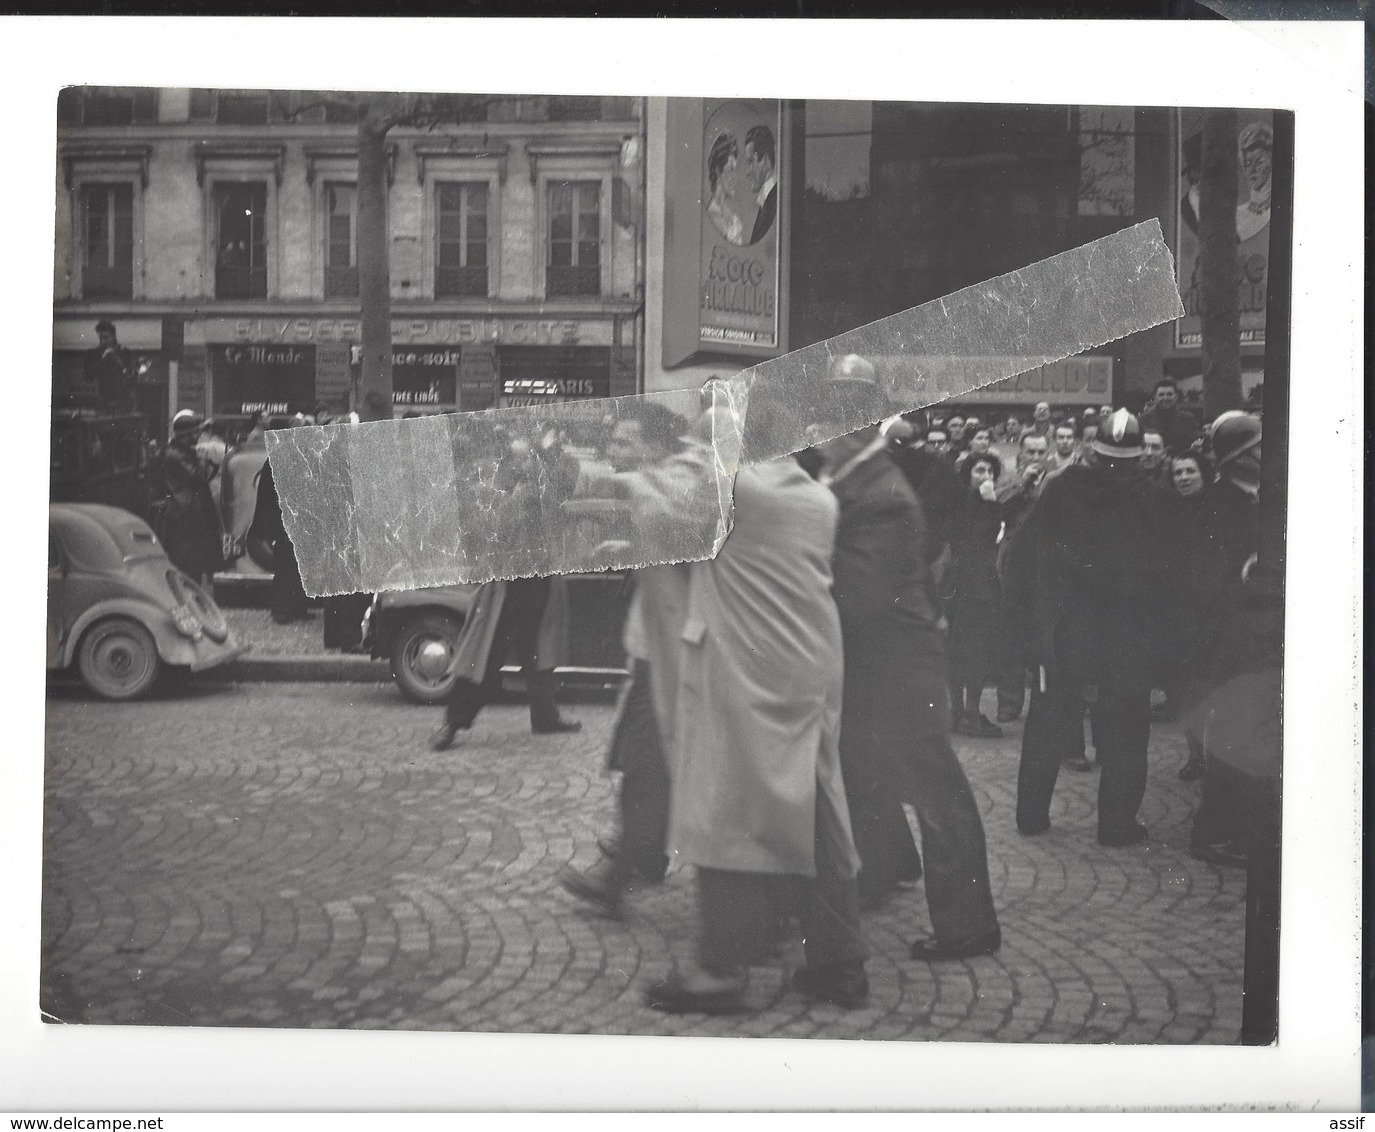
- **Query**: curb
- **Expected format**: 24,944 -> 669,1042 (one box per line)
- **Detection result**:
205,654 -> 391,683
203,654 -> 624,701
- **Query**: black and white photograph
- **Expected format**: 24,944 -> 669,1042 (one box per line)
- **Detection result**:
3,16 -> 1363,1114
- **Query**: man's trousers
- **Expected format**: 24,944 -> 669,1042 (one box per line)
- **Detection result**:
1017,674 -> 1151,839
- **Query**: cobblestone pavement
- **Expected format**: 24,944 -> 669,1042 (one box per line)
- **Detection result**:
41,680 -> 1245,1043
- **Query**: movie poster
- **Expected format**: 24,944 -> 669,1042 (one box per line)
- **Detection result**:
698,99 -> 782,350
1175,108 -> 1273,350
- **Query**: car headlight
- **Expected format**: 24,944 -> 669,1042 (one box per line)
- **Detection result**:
171,603 -> 204,639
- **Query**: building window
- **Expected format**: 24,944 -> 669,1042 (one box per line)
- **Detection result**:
324,183 -> 358,298
216,92 -> 269,126
323,99 -> 360,124
213,182 -> 268,299
58,87 -> 156,127
435,182 -> 489,298
80,183 -> 134,300
189,89 -> 215,120
547,181 -> 600,297
547,95 -> 603,122
82,90 -> 134,126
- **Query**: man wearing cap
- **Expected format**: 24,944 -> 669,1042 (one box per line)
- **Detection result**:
85,319 -> 137,414
1003,408 -> 1171,847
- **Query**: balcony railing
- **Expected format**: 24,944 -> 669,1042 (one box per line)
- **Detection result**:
546,264 -> 600,298
215,265 -> 267,300
82,264 -> 133,301
436,264 -> 489,298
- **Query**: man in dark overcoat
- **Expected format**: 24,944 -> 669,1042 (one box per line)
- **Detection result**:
1004,408 -> 1172,846
159,411 -> 224,584
810,359 -> 1001,958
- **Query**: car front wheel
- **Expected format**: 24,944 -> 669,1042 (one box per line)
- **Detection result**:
390,612 -> 463,704
76,617 -> 162,701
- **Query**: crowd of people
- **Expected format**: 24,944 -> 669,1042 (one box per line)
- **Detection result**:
544,363 -> 1264,1016
140,356 -> 1265,1017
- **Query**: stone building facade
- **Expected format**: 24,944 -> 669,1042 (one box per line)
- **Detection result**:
54,88 -> 645,437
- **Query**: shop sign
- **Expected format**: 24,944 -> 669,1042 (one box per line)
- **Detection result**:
217,343 -> 310,367
942,356 -> 1113,405
210,343 -> 315,416
698,99 -> 783,352
315,343 -> 353,404
202,317 -> 605,347
501,378 -> 600,399
459,344 -> 498,412
1174,108 -> 1272,350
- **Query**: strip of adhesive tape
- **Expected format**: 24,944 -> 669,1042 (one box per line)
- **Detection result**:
269,220 -> 1182,596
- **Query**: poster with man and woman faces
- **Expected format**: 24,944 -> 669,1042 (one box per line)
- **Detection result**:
698,99 -> 783,351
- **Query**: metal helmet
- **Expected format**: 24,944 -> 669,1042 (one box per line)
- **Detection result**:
171,409 -> 203,435
1208,410 -> 1262,467
1089,408 -> 1143,459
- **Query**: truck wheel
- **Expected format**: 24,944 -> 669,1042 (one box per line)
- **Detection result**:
390,613 -> 463,704
77,617 -> 162,701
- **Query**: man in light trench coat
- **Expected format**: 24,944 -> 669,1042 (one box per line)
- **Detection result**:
638,387 -> 871,1015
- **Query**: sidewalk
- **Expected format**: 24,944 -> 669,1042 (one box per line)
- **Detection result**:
211,606 -> 389,682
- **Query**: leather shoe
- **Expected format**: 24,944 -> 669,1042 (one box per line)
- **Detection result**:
909,925 -> 1002,961
959,712 -> 1004,739
792,965 -> 869,1008
1062,755 -> 1094,773
429,723 -> 464,751
643,968 -> 748,1014
1178,759 -> 1205,781
1017,819 -> 1050,836
558,865 -> 624,919
533,718 -> 582,735
995,707 -> 1021,724
1098,821 -> 1149,847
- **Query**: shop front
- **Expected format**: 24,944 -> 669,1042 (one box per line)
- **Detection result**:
191,312 -> 631,418
210,342 -> 316,417
51,315 -> 170,436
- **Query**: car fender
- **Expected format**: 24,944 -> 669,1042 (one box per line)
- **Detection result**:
370,591 -> 473,657
60,599 -> 197,670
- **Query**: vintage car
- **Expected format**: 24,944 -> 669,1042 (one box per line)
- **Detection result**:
361,583 -> 481,703
362,572 -> 630,705
48,503 -> 247,700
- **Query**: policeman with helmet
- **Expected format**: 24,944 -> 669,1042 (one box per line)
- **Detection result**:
1003,408 -> 1172,847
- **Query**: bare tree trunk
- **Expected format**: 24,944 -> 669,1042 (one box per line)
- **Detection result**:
356,103 -> 393,422
1199,109 -> 1241,420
